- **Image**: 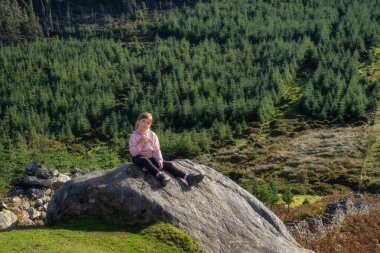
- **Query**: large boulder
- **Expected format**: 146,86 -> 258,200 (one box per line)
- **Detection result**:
47,160 -> 312,253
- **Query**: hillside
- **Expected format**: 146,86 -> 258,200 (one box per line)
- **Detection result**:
0,1 -> 379,252
196,120 -> 373,194
1,0 -> 379,182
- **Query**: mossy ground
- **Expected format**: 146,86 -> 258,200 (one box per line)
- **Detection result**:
0,220 -> 202,253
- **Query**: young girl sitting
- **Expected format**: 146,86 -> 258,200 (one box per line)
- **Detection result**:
129,112 -> 204,187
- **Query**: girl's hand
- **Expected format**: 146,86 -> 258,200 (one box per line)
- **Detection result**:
140,134 -> 148,145
158,161 -> 163,170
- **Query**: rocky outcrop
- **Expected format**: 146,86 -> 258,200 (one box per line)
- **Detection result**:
0,162 -> 73,229
47,160 -> 312,253
287,194 -> 378,239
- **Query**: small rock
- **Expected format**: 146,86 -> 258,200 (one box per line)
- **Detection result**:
0,210 -> 18,229
10,206 -> 20,214
21,210 -> 30,221
35,220 -> 44,226
42,196 -> 51,202
41,203 -> 48,212
11,176 -> 53,188
70,168 -> 89,178
9,178 -> 24,187
35,166 -> 51,179
21,201 -> 30,210
34,199 -> 44,208
51,174 -> 71,189
19,217 -> 35,227
49,169 -> 59,178
7,186 -> 24,198
27,207 -> 40,219
44,188 -> 52,196
25,161 -> 41,176
39,211 -> 46,220
11,196 -> 22,204
25,188 -> 44,199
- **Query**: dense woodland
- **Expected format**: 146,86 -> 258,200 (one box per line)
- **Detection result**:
0,0 -> 43,45
0,0 -> 379,183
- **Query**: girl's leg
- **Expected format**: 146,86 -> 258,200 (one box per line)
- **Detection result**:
132,156 -> 161,176
162,160 -> 204,186
162,161 -> 187,178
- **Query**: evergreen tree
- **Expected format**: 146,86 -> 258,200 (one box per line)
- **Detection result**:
282,187 -> 294,214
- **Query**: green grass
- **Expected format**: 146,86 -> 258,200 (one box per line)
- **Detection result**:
278,194 -> 322,208
0,220 -> 202,253
0,135 -> 128,185
0,184 -> 8,198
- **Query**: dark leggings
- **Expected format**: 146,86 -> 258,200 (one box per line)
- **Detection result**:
132,156 -> 186,178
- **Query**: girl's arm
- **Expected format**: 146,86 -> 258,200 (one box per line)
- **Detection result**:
152,132 -> 163,163
129,132 -> 143,157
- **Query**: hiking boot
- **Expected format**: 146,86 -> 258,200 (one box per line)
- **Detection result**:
157,172 -> 171,186
186,174 -> 204,187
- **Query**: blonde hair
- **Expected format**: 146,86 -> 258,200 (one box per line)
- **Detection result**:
135,112 -> 153,130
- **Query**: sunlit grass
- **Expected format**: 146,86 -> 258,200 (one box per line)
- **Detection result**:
0,220 -> 202,253
278,194 -> 322,207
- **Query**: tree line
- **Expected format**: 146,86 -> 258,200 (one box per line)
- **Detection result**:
0,0 -> 43,45
0,0 -> 379,174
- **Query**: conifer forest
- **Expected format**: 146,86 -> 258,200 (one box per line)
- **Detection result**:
0,0 -> 379,182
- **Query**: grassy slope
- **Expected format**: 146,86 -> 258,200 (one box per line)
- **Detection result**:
360,106 -> 380,192
196,46 -> 380,196
0,220 -> 202,253
360,48 -> 380,192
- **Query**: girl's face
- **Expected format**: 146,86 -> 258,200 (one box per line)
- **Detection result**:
137,118 -> 152,133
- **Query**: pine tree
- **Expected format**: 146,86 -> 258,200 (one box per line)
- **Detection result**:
282,187 -> 294,214
267,179 -> 280,208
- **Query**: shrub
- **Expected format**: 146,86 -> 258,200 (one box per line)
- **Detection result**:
141,222 -> 202,253
311,182 -> 335,195
366,178 -> 380,193
250,151 -> 257,160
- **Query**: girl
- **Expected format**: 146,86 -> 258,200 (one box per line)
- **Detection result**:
129,112 -> 204,187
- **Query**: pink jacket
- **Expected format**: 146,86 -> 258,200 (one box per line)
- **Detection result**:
128,130 -> 163,163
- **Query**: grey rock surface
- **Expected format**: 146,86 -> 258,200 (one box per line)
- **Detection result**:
47,160 -> 312,253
